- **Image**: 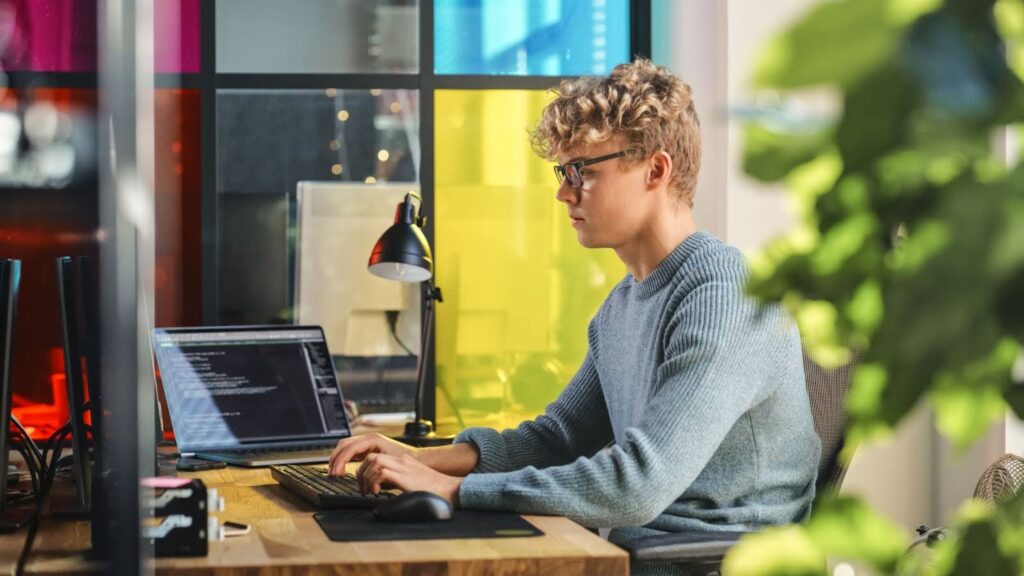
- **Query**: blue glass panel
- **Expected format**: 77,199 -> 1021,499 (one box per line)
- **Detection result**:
435,0 -> 630,76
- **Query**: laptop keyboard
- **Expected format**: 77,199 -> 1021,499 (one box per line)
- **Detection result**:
271,464 -> 396,509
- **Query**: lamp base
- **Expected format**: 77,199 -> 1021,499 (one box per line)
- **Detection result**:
393,420 -> 455,447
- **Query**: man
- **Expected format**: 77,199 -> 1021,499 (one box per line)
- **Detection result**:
329,58 -> 820,563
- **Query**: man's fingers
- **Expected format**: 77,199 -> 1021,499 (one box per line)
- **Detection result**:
355,457 -> 373,487
329,437 -> 381,476
361,453 -> 409,494
331,443 -> 360,475
328,440 -> 348,473
358,453 -> 384,492
369,464 -> 403,495
328,438 -> 361,475
370,468 -> 391,495
363,461 -> 387,494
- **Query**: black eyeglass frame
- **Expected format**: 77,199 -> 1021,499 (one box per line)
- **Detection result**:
553,150 -> 630,189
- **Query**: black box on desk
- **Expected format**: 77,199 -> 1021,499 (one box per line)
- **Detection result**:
142,477 -> 223,557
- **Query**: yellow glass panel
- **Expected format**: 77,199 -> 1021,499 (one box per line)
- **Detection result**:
434,89 -> 626,432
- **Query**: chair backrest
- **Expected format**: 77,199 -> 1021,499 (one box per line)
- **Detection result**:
802,352 -> 856,497
974,453 -> 1024,504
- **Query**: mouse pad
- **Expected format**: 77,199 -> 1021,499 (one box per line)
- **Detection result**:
313,510 -> 544,542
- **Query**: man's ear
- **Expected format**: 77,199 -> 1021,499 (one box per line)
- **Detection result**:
647,151 -> 673,190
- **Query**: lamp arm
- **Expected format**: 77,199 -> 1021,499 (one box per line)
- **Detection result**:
414,281 -> 433,423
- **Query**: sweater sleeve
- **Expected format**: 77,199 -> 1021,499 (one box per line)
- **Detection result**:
453,350 -> 614,473
457,280 -> 781,528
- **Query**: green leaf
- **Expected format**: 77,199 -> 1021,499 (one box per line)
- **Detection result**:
931,338 -> 1019,450
852,179 -> 1017,439
754,0 -> 940,89
845,279 -> 883,336
993,176 -> 1024,341
720,526 -> 826,576
835,65 -> 919,172
948,519 -> 1020,576
846,362 -> 888,422
736,0 -> 1024,570
742,123 -> 832,182
805,495 -> 910,572
1004,383 -> 1024,420
809,213 -> 878,276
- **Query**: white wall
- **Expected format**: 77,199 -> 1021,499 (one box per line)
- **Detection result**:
653,0 -> 1020,531
651,0 -> 728,238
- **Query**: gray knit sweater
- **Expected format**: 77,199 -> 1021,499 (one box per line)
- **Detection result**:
454,232 -> 820,544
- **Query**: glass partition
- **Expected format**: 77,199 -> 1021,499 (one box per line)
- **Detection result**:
216,0 -> 419,73
0,87 -> 98,439
155,0 -> 200,73
435,0 -> 630,75
215,88 -> 419,326
0,0 -> 98,72
154,89 -> 201,328
434,89 -> 625,431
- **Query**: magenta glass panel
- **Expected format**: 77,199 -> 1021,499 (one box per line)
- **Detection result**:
1,0 -> 98,72
155,0 -> 201,73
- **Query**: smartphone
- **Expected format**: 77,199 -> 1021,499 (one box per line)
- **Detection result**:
176,457 -> 227,472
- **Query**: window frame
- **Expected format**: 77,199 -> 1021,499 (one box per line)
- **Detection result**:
195,0 -> 652,423
17,0 -> 650,425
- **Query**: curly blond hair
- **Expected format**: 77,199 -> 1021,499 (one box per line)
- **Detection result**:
530,59 -> 701,206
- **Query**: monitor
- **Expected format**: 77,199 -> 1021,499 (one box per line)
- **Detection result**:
294,181 -> 421,357
294,182 -> 422,414
1,258 -> 32,531
1,260 -> 19,512
56,256 -> 91,511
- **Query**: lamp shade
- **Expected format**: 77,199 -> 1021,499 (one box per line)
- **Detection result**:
368,194 -> 433,283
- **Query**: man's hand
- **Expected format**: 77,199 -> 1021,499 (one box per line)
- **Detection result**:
328,433 -> 418,477
357,452 -> 464,506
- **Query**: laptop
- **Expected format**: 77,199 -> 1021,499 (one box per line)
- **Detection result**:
153,325 -> 352,467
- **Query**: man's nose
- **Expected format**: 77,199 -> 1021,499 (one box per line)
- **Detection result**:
555,181 -> 578,205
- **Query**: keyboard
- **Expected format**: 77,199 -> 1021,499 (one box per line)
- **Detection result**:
270,464 -> 397,509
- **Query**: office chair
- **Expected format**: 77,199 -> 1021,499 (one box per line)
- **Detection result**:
973,453 -> 1024,506
618,351 -> 856,575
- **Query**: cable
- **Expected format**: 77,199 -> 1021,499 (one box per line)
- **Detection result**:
437,379 -> 467,430
387,292 -> 467,430
11,436 -> 42,480
7,418 -> 43,499
9,415 -> 41,467
10,434 -> 40,498
9,429 -> 41,480
2,436 -> 36,506
385,310 -> 416,357
15,423 -> 71,576
38,425 -> 69,476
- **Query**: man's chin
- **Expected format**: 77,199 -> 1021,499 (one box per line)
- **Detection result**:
574,232 -> 606,249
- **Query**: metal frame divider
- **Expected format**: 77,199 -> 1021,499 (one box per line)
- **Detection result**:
196,0 -> 652,424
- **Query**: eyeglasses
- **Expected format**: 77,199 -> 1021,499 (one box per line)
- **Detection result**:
553,150 -> 629,189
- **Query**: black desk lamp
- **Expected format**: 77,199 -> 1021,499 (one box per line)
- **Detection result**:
368,192 -> 453,446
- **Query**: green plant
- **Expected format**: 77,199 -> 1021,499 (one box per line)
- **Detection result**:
724,0 -> 1024,573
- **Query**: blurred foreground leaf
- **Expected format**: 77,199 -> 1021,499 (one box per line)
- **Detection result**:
734,0 -> 1024,573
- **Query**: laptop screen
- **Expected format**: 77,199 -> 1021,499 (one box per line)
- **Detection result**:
152,326 -> 351,451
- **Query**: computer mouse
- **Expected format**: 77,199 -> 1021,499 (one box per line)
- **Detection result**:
372,490 -> 453,522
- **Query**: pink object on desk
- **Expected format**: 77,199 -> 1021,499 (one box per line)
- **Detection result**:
141,477 -> 193,489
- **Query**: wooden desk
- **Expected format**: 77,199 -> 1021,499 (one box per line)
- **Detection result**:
2,466 -> 628,575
